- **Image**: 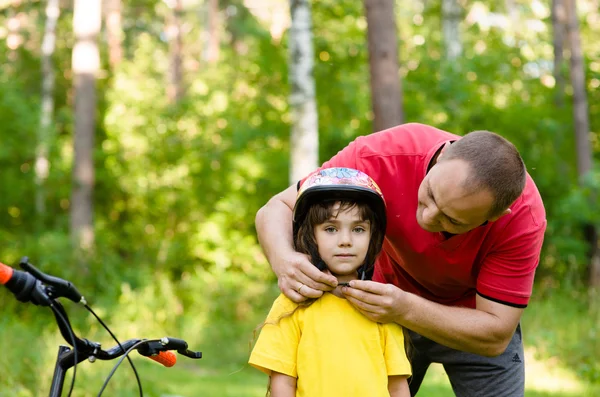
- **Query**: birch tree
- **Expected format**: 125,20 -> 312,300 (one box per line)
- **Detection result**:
552,0 -> 566,106
442,0 -> 462,60
35,0 -> 60,219
202,0 -> 220,63
105,0 -> 123,68
564,0 -> 599,288
166,0 -> 184,102
364,0 -> 403,132
71,0 -> 101,252
288,0 -> 318,184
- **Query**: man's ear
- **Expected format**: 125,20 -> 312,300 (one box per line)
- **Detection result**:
488,208 -> 511,222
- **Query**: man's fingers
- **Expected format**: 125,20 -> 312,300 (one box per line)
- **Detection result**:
300,264 -> 337,288
295,284 -> 325,299
347,280 -> 387,294
284,289 -> 309,303
280,273 -> 326,302
342,287 -> 381,310
288,269 -> 334,293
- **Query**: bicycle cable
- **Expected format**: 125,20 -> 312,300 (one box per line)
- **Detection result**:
96,339 -> 160,397
50,303 -> 78,397
85,304 -> 143,397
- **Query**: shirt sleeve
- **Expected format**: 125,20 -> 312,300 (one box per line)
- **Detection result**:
476,206 -> 547,307
248,294 -> 301,377
382,324 -> 412,377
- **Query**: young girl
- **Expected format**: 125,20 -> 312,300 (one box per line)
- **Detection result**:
249,167 -> 411,397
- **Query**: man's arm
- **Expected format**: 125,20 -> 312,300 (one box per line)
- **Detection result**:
270,372 -> 297,397
255,184 -> 337,302
343,282 -> 523,357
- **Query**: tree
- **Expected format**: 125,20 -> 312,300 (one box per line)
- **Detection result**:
552,0 -> 566,106
442,0 -> 462,60
36,0 -> 60,219
288,0 -> 318,184
166,0 -> 184,102
564,0 -> 599,288
105,0 -> 123,68
71,0 -> 101,253
202,0 -> 220,63
364,0 -> 403,132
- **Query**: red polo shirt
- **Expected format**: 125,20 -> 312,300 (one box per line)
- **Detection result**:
320,123 -> 546,308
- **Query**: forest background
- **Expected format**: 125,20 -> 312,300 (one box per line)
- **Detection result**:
0,0 -> 599,396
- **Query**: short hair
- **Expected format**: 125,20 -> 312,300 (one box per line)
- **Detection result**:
440,130 -> 526,217
294,200 -> 385,274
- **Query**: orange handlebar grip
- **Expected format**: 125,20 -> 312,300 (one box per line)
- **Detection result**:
0,262 -> 13,285
148,351 -> 177,367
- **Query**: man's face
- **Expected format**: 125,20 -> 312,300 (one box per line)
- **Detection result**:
416,159 -> 495,234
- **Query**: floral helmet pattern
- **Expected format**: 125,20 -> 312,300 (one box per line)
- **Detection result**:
292,167 -> 387,280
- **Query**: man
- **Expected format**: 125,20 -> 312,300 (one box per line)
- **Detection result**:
255,123 -> 546,396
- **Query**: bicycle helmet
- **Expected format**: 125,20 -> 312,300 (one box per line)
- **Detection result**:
292,167 -> 387,280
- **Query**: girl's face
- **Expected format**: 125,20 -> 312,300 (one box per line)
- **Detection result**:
314,202 -> 371,278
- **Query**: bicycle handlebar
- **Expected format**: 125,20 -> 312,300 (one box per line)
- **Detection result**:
1,257 -> 84,306
1,257 -> 202,368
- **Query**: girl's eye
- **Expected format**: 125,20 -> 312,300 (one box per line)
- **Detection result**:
324,226 -> 337,233
353,227 -> 366,233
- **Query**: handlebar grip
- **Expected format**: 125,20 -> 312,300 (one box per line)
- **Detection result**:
0,262 -> 14,285
148,351 -> 177,367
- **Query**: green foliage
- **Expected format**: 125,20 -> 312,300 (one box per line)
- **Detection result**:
0,0 -> 599,393
523,287 -> 600,384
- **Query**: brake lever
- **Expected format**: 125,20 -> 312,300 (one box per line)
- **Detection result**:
19,257 -> 86,305
138,338 -> 202,359
163,337 -> 202,359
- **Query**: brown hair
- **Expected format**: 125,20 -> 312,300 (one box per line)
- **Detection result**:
441,130 -> 526,217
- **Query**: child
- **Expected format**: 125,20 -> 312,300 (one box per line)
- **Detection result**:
249,167 -> 411,397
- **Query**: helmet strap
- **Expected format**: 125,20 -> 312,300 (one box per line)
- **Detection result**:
356,262 -> 373,281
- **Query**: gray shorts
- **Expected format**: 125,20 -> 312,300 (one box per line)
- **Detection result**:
407,324 -> 525,397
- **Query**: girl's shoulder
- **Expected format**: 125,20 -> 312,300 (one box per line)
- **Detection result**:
273,293 -> 299,309
266,293 -> 301,319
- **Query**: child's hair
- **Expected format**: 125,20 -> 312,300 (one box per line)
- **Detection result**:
294,199 -> 385,276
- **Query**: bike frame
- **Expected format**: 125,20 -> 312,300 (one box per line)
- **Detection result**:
50,345 -> 75,397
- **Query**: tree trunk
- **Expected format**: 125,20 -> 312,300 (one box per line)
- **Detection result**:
552,0 -> 566,106
71,0 -> 101,253
288,0 -> 319,184
6,5 -> 22,62
442,0 -> 462,60
364,0 -> 403,132
564,0 -> 599,288
167,0 -> 184,103
36,0 -> 60,220
105,0 -> 123,68
203,0 -> 220,63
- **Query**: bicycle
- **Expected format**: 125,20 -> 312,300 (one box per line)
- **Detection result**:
0,256 -> 202,397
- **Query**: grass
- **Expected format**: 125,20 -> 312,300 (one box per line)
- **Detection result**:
123,355 -> 600,397
1,286 -> 598,396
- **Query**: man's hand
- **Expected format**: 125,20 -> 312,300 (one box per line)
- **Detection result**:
275,251 -> 337,303
344,280 -> 524,356
342,280 -> 408,323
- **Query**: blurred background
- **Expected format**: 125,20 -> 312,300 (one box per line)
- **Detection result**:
0,0 -> 598,396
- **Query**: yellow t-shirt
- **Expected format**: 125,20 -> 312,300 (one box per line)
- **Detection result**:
249,293 -> 411,397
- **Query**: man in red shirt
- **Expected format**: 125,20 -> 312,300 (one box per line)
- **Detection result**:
255,123 -> 546,396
